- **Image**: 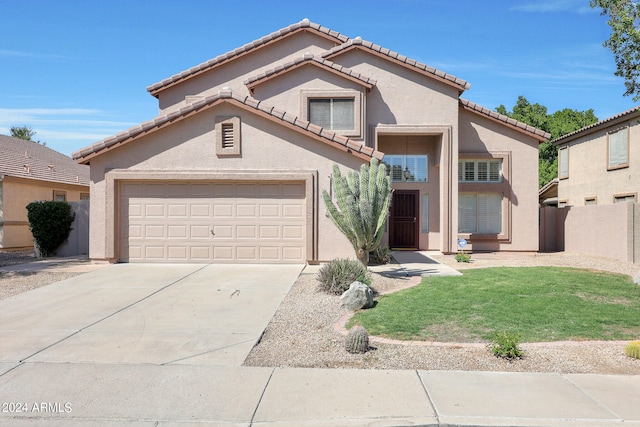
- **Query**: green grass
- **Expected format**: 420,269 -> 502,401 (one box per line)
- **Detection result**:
349,267 -> 640,343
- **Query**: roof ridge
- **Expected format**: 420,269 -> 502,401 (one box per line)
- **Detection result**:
551,105 -> 640,144
73,89 -> 381,163
146,19 -> 350,96
459,98 -> 551,140
244,52 -> 376,91
321,37 -> 471,91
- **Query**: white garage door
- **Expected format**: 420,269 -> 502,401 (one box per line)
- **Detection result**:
119,181 -> 306,263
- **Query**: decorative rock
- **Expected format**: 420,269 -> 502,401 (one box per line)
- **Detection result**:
340,281 -> 374,310
635,273 -> 640,285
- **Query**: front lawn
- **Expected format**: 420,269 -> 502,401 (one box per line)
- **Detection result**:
349,267 -> 640,342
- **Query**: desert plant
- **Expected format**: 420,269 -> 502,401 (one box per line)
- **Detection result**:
345,325 -> 370,354
322,158 -> 392,266
317,258 -> 371,295
455,251 -> 471,263
26,201 -> 75,257
625,341 -> 640,359
488,331 -> 524,360
370,245 -> 391,265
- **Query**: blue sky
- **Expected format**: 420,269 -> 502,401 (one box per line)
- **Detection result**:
1,0 -> 637,156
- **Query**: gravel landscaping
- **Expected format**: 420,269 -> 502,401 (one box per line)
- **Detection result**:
0,250 -> 83,300
244,252 -> 640,374
3,249 -> 640,374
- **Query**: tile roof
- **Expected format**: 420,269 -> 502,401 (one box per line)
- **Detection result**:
551,106 -> 640,145
0,135 -> 89,186
244,52 -> 376,93
72,89 -> 383,164
321,37 -> 471,92
146,19 -> 350,97
459,98 -> 551,141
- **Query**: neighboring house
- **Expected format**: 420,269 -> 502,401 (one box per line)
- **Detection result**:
0,135 -> 90,249
552,106 -> 639,207
539,178 -> 558,207
73,19 -> 549,264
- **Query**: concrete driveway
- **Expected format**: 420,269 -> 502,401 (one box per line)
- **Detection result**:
0,263 -> 303,367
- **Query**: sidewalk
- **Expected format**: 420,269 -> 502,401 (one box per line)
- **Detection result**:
1,363 -> 639,426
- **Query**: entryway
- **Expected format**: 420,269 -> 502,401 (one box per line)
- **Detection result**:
389,190 -> 419,249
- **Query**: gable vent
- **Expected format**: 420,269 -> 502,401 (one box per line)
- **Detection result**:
221,123 -> 235,148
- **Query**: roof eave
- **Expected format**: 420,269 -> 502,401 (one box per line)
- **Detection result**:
551,106 -> 640,146
460,99 -> 551,142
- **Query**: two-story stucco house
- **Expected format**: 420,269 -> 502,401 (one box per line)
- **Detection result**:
552,106 -> 639,207
72,20 -> 549,264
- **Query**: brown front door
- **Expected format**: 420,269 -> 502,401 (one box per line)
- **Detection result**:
390,190 -> 419,249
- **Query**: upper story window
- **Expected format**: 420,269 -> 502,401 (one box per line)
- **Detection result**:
608,127 -> 629,170
558,147 -> 569,179
383,155 -> 428,182
301,89 -> 363,138
458,160 -> 502,183
308,98 -> 354,131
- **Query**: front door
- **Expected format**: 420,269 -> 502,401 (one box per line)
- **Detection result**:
390,190 -> 419,249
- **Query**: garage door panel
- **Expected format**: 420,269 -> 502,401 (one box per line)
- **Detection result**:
144,225 -> 165,238
213,204 -> 233,217
119,182 -> 306,263
167,225 -> 188,238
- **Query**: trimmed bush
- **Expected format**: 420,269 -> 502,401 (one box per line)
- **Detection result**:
625,341 -> 640,359
317,258 -> 371,295
26,201 -> 75,257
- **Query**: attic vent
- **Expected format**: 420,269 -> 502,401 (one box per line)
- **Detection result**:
48,165 -> 54,171
23,164 -> 30,173
221,123 -> 234,148
215,116 -> 241,157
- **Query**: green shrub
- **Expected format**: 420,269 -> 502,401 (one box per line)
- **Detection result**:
488,331 -> 524,360
625,341 -> 640,359
455,251 -> 471,263
317,258 -> 371,295
26,201 -> 75,257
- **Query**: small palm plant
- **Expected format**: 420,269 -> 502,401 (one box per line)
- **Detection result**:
322,158 -> 392,266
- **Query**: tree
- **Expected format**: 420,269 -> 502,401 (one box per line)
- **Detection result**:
591,0 -> 640,101
497,97 -> 598,188
322,158 -> 392,266
10,125 -> 37,141
10,125 -> 45,145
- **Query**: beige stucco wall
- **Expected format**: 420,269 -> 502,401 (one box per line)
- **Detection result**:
0,176 -> 89,248
557,117 -> 640,206
156,32 -> 338,114
458,109 -> 540,251
562,203 -> 634,263
87,103 -> 366,262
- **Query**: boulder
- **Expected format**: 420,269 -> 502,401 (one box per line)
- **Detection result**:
634,273 -> 640,285
340,281 -> 374,310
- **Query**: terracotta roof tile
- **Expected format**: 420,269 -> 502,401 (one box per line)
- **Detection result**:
322,38 -> 470,92
551,106 -> 640,145
459,98 -> 551,141
147,19 -> 350,96
72,90 -> 377,163
244,53 -> 376,92
0,135 -> 89,186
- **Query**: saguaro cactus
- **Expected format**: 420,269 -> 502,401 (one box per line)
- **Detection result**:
322,158 -> 392,266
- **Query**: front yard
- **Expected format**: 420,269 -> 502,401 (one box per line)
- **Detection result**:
348,267 -> 640,342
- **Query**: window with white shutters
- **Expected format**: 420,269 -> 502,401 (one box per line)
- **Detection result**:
458,193 -> 502,234
458,160 -> 502,183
